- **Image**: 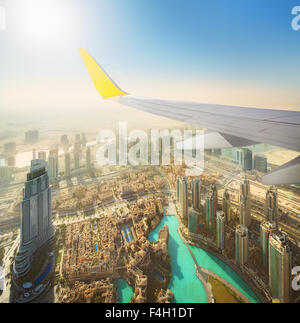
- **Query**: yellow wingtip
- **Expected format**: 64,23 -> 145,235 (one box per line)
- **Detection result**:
78,48 -> 127,100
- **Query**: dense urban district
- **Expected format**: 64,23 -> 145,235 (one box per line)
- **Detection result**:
0,130 -> 299,303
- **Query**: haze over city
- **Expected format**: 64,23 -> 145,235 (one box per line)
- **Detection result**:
0,0 -> 299,307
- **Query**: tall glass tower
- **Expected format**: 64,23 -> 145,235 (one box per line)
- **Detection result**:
192,179 -> 201,211
239,179 -> 251,227
179,177 -> 188,221
14,160 -> 55,278
265,188 -> 278,228
216,211 -> 226,250
205,185 -> 218,231
222,189 -> 231,223
235,224 -> 249,267
269,233 -> 291,303
260,221 -> 276,272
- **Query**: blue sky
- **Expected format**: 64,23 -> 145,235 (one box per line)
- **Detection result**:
0,0 -> 299,113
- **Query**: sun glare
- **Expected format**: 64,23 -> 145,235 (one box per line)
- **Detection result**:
15,0 -> 69,43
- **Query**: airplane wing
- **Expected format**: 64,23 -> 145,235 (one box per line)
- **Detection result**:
78,49 -> 300,184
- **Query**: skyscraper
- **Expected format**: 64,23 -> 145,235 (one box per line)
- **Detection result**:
188,209 -> 199,234
38,151 -> 47,161
192,179 -> 201,211
269,233 -> 292,303
235,225 -> 249,267
216,211 -> 225,250
254,154 -> 268,173
74,141 -> 81,170
86,147 -> 92,170
65,152 -> 71,178
222,189 -> 231,223
74,152 -> 80,170
48,150 -> 59,183
237,148 -> 253,171
239,179 -> 251,227
205,185 -> 218,231
81,133 -> 87,147
205,194 -> 215,231
4,142 -> 16,154
0,166 -> 12,182
211,185 -> 218,213
265,188 -> 278,228
176,177 -> 181,201
14,160 -> 55,278
260,221 -> 276,272
61,134 -> 69,146
178,177 -> 188,221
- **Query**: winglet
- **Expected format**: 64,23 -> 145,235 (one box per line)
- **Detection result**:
78,48 -> 127,99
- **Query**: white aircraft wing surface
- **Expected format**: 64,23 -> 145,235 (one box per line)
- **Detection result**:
79,49 -> 300,184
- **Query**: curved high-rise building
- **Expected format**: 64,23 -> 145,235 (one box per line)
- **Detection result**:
14,160 -> 55,278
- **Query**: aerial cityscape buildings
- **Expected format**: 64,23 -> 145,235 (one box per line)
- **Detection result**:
260,221 -> 276,272
216,211 -> 225,251
48,150 -> 59,183
237,148 -> 253,171
0,0 -> 299,307
86,147 -> 92,170
0,133 -> 298,304
65,152 -> 71,178
178,176 -> 188,221
265,188 -> 278,228
239,179 -> 251,228
254,154 -> 268,173
13,160 -> 55,278
222,189 -> 231,223
235,225 -> 249,267
192,179 -> 201,211
269,233 -> 292,303
188,209 -> 199,234
205,185 -> 218,231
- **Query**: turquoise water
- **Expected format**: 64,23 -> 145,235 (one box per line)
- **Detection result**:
148,211 -> 260,303
189,246 -> 259,303
148,215 -> 207,303
117,278 -> 134,303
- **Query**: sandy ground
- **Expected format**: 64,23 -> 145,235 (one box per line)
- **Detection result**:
261,149 -> 299,166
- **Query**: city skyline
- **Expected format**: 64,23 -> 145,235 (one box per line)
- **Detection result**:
0,0 -> 299,306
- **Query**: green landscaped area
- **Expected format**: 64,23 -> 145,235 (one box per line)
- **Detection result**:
208,277 -> 244,303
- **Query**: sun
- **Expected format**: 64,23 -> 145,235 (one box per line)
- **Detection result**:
15,0 -> 69,43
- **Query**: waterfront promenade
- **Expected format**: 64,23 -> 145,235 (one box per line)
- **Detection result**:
180,229 -> 251,303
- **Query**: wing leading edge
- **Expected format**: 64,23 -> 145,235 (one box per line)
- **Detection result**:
79,49 -> 300,184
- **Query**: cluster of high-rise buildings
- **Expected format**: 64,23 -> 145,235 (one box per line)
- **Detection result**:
32,134 -> 92,184
176,176 -> 293,303
235,148 -> 268,173
13,133 -> 92,281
